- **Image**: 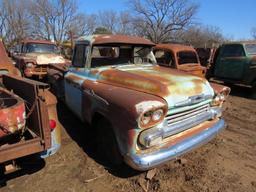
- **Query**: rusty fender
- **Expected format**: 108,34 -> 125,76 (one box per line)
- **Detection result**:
40,89 -> 61,157
81,80 -> 168,157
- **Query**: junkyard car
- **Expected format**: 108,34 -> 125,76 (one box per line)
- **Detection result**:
48,35 -> 230,170
154,44 -> 206,77
0,40 -> 61,176
210,42 -> 256,95
13,39 -> 69,78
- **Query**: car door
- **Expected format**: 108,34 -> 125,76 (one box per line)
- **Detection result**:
64,43 -> 89,120
214,44 -> 247,80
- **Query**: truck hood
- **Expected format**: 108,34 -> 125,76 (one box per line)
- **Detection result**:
94,64 -> 214,108
25,53 -> 66,65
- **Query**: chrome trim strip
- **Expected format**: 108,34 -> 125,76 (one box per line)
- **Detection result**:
125,119 -> 226,171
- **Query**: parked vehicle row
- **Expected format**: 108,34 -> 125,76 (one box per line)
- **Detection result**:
1,34 -> 233,175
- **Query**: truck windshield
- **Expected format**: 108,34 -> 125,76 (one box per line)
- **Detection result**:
91,45 -> 156,68
177,51 -> 198,64
25,43 -> 59,54
245,44 -> 256,55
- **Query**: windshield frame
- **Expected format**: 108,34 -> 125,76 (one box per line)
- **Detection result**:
90,44 -> 156,69
24,43 -> 59,54
177,50 -> 199,65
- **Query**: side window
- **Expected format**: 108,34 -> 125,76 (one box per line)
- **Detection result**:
154,50 -> 174,67
72,44 -> 87,67
221,45 -> 245,57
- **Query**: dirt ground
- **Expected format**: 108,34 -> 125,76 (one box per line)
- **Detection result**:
1,85 -> 256,192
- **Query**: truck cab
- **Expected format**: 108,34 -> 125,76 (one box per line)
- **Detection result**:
212,42 -> 256,93
154,44 -> 206,77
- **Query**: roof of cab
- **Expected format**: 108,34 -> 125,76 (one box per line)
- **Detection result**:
155,43 -> 196,53
76,35 -> 155,46
21,39 -> 56,45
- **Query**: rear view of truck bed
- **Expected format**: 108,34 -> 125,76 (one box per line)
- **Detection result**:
0,74 -> 61,164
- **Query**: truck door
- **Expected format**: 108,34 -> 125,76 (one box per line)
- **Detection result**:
64,43 -> 88,120
214,44 -> 246,80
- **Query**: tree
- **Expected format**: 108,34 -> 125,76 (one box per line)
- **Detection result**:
129,0 -> 199,43
252,27 -> 256,39
96,11 -> 133,35
0,0 -> 31,45
177,25 -> 226,47
93,27 -> 112,35
30,0 -> 87,44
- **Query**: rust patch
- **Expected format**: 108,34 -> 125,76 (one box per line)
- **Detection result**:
0,87 -> 26,138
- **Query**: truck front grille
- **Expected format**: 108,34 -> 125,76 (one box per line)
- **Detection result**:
163,104 -> 212,138
34,66 -> 47,73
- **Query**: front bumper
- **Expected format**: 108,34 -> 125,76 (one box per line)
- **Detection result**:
124,119 -> 225,171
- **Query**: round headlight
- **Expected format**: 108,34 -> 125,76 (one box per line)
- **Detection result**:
139,108 -> 165,128
26,63 -> 34,68
152,109 -> 164,121
141,112 -> 151,125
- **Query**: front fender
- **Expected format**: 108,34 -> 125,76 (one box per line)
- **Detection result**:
82,80 -> 167,156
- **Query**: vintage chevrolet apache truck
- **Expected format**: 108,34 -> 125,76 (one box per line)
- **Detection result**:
48,35 -> 230,170
0,40 -> 61,178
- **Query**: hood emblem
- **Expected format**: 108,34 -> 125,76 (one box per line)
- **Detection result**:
175,94 -> 212,107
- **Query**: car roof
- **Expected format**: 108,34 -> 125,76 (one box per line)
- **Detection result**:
21,39 -> 56,45
76,35 -> 155,46
154,43 -> 196,53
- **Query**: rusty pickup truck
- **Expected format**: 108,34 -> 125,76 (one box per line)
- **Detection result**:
48,35 -> 230,170
154,44 -> 207,78
12,39 -> 70,78
0,40 -> 61,177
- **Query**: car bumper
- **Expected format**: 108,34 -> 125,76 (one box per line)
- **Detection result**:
124,119 -> 226,171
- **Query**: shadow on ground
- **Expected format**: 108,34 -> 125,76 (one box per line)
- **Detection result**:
226,84 -> 255,99
57,101 -> 141,178
1,155 -> 45,187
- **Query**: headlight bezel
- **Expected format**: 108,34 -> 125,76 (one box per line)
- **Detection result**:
26,62 -> 35,68
139,107 -> 167,129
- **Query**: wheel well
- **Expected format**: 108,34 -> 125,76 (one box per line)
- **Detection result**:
91,112 -> 106,129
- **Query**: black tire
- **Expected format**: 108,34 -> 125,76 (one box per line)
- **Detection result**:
96,118 -> 123,167
251,82 -> 256,99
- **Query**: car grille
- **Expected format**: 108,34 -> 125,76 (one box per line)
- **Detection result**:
34,66 -> 47,73
163,104 -> 212,138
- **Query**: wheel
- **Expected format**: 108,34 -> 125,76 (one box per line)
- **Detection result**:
96,118 -> 123,167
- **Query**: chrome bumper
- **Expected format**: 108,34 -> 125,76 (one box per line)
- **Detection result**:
124,119 -> 226,171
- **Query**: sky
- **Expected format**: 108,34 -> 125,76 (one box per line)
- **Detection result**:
78,0 -> 256,40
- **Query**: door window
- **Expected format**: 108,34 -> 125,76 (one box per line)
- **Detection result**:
72,44 -> 87,67
154,50 -> 174,67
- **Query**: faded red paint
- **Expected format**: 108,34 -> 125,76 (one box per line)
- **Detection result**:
154,44 -> 206,77
0,88 -> 26,138
21,39 -> 56,45
93,35 -> 155,46
0,41 -> 21,76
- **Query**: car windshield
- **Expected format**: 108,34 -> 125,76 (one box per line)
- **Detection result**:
177,51 -> 198,64
245,44 -> 256,55
91,45 -> 156,68
25,43 -> 58,54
